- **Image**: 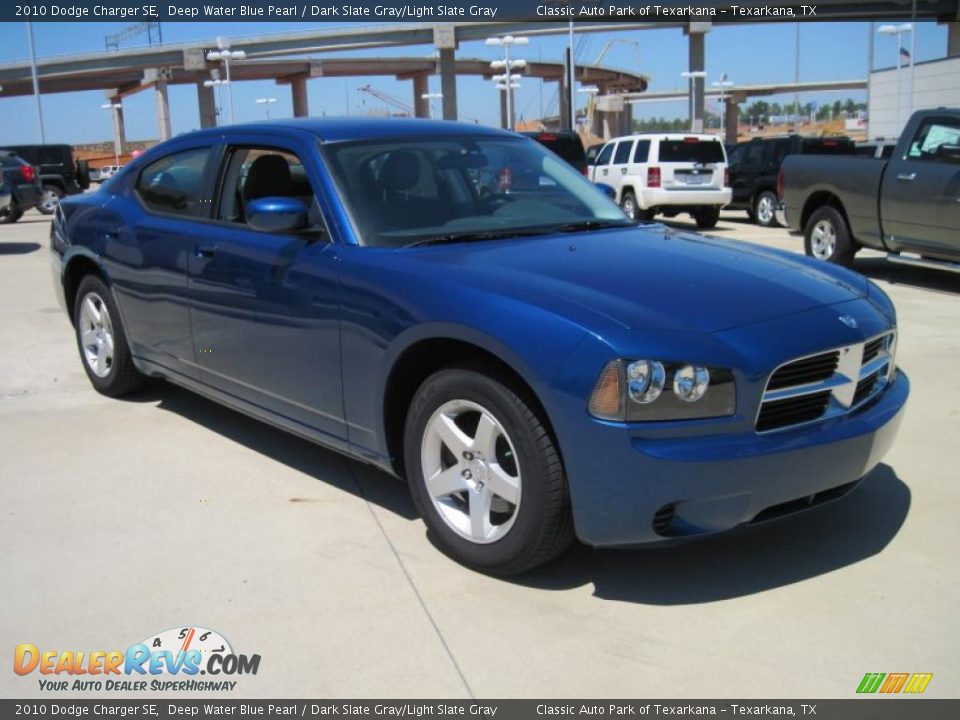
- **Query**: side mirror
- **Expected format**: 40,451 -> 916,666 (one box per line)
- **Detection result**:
246,196 -> 309,233
594,183 -> 616,199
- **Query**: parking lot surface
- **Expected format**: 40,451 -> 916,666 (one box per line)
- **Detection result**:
1,209 -> 957,698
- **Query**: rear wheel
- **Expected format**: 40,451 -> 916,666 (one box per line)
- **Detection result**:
38,185 -> 63,215
753,191 -> 779,227
0,199 -> 21,224
620,190 -> 638,220
74,275 -> 146,397
804,206 -> 857,267
694,207 -> 720,229
404,368 -> 573,575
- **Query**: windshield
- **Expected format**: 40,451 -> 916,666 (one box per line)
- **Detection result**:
323,135 -> 630,248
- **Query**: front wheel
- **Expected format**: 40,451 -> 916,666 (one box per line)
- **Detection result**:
803,206 -> 857,267
753,191 -> 780,227
37,185 -> 63,215
73,275 -> 146,397
404,368 -> 573,575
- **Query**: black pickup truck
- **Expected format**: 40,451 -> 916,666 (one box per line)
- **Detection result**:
0,144 -> 89,215
781,108 -> 960,272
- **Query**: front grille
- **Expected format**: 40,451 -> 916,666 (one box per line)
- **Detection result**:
766,351 -> 840,390
756,390 -> 832,432
756,332 -> 895,433
862,337 -> 886,364
853,372 -> 880,407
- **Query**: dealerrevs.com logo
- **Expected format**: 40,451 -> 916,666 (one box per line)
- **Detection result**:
14,627 -> 261,692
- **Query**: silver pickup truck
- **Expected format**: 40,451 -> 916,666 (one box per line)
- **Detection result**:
781,108 -> 960,273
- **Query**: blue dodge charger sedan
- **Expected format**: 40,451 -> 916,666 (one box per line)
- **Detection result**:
51,118 -> 908,574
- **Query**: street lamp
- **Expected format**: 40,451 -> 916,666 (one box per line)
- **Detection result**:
203,69 -> 226,126
878,23 -> 912,136
681,71 -> 707,132
100,102 -> 122,166
420,92 -> 443,120
486,35 -> 529,131
712,74 -> 734,135
207,37 -> 246,125
255,97 -> 277,119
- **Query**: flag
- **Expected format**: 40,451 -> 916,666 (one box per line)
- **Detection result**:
900,47 -> 912,64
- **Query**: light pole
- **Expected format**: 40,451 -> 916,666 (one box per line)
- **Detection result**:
207,38 -> 246,125
100,103 -> 122,166
712,74 -> 734,135
203,70 -> 226,126
421,92 -> 443,120
878,23 -> 912,137
26,22 -> 45,143
681,71 -> 707,132
255,97 -> 277,119
487,35 -> 529,131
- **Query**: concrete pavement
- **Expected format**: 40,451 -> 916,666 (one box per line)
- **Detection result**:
1,209 -> 957,699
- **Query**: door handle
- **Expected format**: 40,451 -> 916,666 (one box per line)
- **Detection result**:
620,167 -> 627,175
194,245 -> 216,258
602,169 -> 608,176
896,172 -> 917,182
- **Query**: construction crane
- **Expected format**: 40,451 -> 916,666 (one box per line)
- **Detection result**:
594,39 -> 641,68
357,84 -> 414,117
105,22 -> 162,52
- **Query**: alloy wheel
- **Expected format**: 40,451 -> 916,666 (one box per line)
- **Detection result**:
420,399 -> 521,544
78,292 -> 115,378
757,195 -> 775,225
810,219 -> 837,260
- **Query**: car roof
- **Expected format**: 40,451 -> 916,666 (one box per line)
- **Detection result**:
605,133 -> 724,142
178,117 -> 515,144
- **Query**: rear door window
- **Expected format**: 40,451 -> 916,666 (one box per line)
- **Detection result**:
658,139 -> 725,163
613,140 -> 634,165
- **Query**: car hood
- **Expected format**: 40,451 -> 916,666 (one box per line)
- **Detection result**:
404,224 -> 869,334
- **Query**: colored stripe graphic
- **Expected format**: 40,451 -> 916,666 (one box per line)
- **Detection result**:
879,673 -> 909,693
903,673 -> 933,694
857,673 -> 885,694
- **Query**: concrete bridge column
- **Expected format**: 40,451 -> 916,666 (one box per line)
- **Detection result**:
104,93 -> 127,155
412,74 -> 429,118
155,78 -> 171,141
197,81 -> 217,128
685,22 -> 710,133
291,76 -> 309,118
438,48 -> 458,120
947,22 -> 960,57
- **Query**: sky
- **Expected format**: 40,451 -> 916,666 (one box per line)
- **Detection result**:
0,20 -> 950,145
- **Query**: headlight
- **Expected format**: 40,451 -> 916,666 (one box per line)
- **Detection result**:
589,359 -> 736,422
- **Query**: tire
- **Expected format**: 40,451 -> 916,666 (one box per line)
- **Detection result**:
37,185 -> 63,215
620,190 -> 638,220
694,207 -> 720,229
0,199 -> 20,224
803,206 -> 857,267
404,367 -> 573,575
73,275 -> 146,397
753,190 -> 780,227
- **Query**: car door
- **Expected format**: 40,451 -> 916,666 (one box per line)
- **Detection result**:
592,141 -> 617,186
102,144 -> 217,381
610,138 -> 636,199
880,114 -> 960,256
186,133 -> 347,445
733,139 -> 764,205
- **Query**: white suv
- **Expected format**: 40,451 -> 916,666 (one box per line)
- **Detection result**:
589,133 -> 732,228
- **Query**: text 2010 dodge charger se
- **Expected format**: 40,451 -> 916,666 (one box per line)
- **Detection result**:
51,119 -> 909,574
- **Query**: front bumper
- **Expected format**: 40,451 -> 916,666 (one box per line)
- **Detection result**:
639,187 -> 732,209
563,370 -> 908,547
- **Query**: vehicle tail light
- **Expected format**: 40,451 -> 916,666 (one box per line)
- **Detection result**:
724,167 -> 730,187
776,168 -> 784,199
21,165 -> 36,183
647,167 -> 661,188
582,167 -> 589,177
539,133 -> 557,141
683,136 -> 699,144
497,166 -> 512,192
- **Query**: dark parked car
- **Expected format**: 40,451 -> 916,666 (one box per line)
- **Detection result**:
521,131 -> 588,175
0,175 -> 11,216
728,135 -> 856,227
782,108 -> 960,271
0,151 -> 43,224
0,144 -> 90,214
585,142 -> 604,168
52,118 -> 908,574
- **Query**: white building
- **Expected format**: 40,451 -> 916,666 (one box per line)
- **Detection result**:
868,56 -> 960,140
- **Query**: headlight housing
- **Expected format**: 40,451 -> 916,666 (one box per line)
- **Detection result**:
589,359 -> 736,422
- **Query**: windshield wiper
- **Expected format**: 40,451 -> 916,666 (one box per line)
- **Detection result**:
404,228 -> 553,248
550,219 -> 636,233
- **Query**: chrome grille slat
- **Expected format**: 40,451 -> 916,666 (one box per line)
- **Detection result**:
756,331 -> 895,433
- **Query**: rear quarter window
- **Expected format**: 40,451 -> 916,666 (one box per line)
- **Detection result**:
658,139 -> 726,163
